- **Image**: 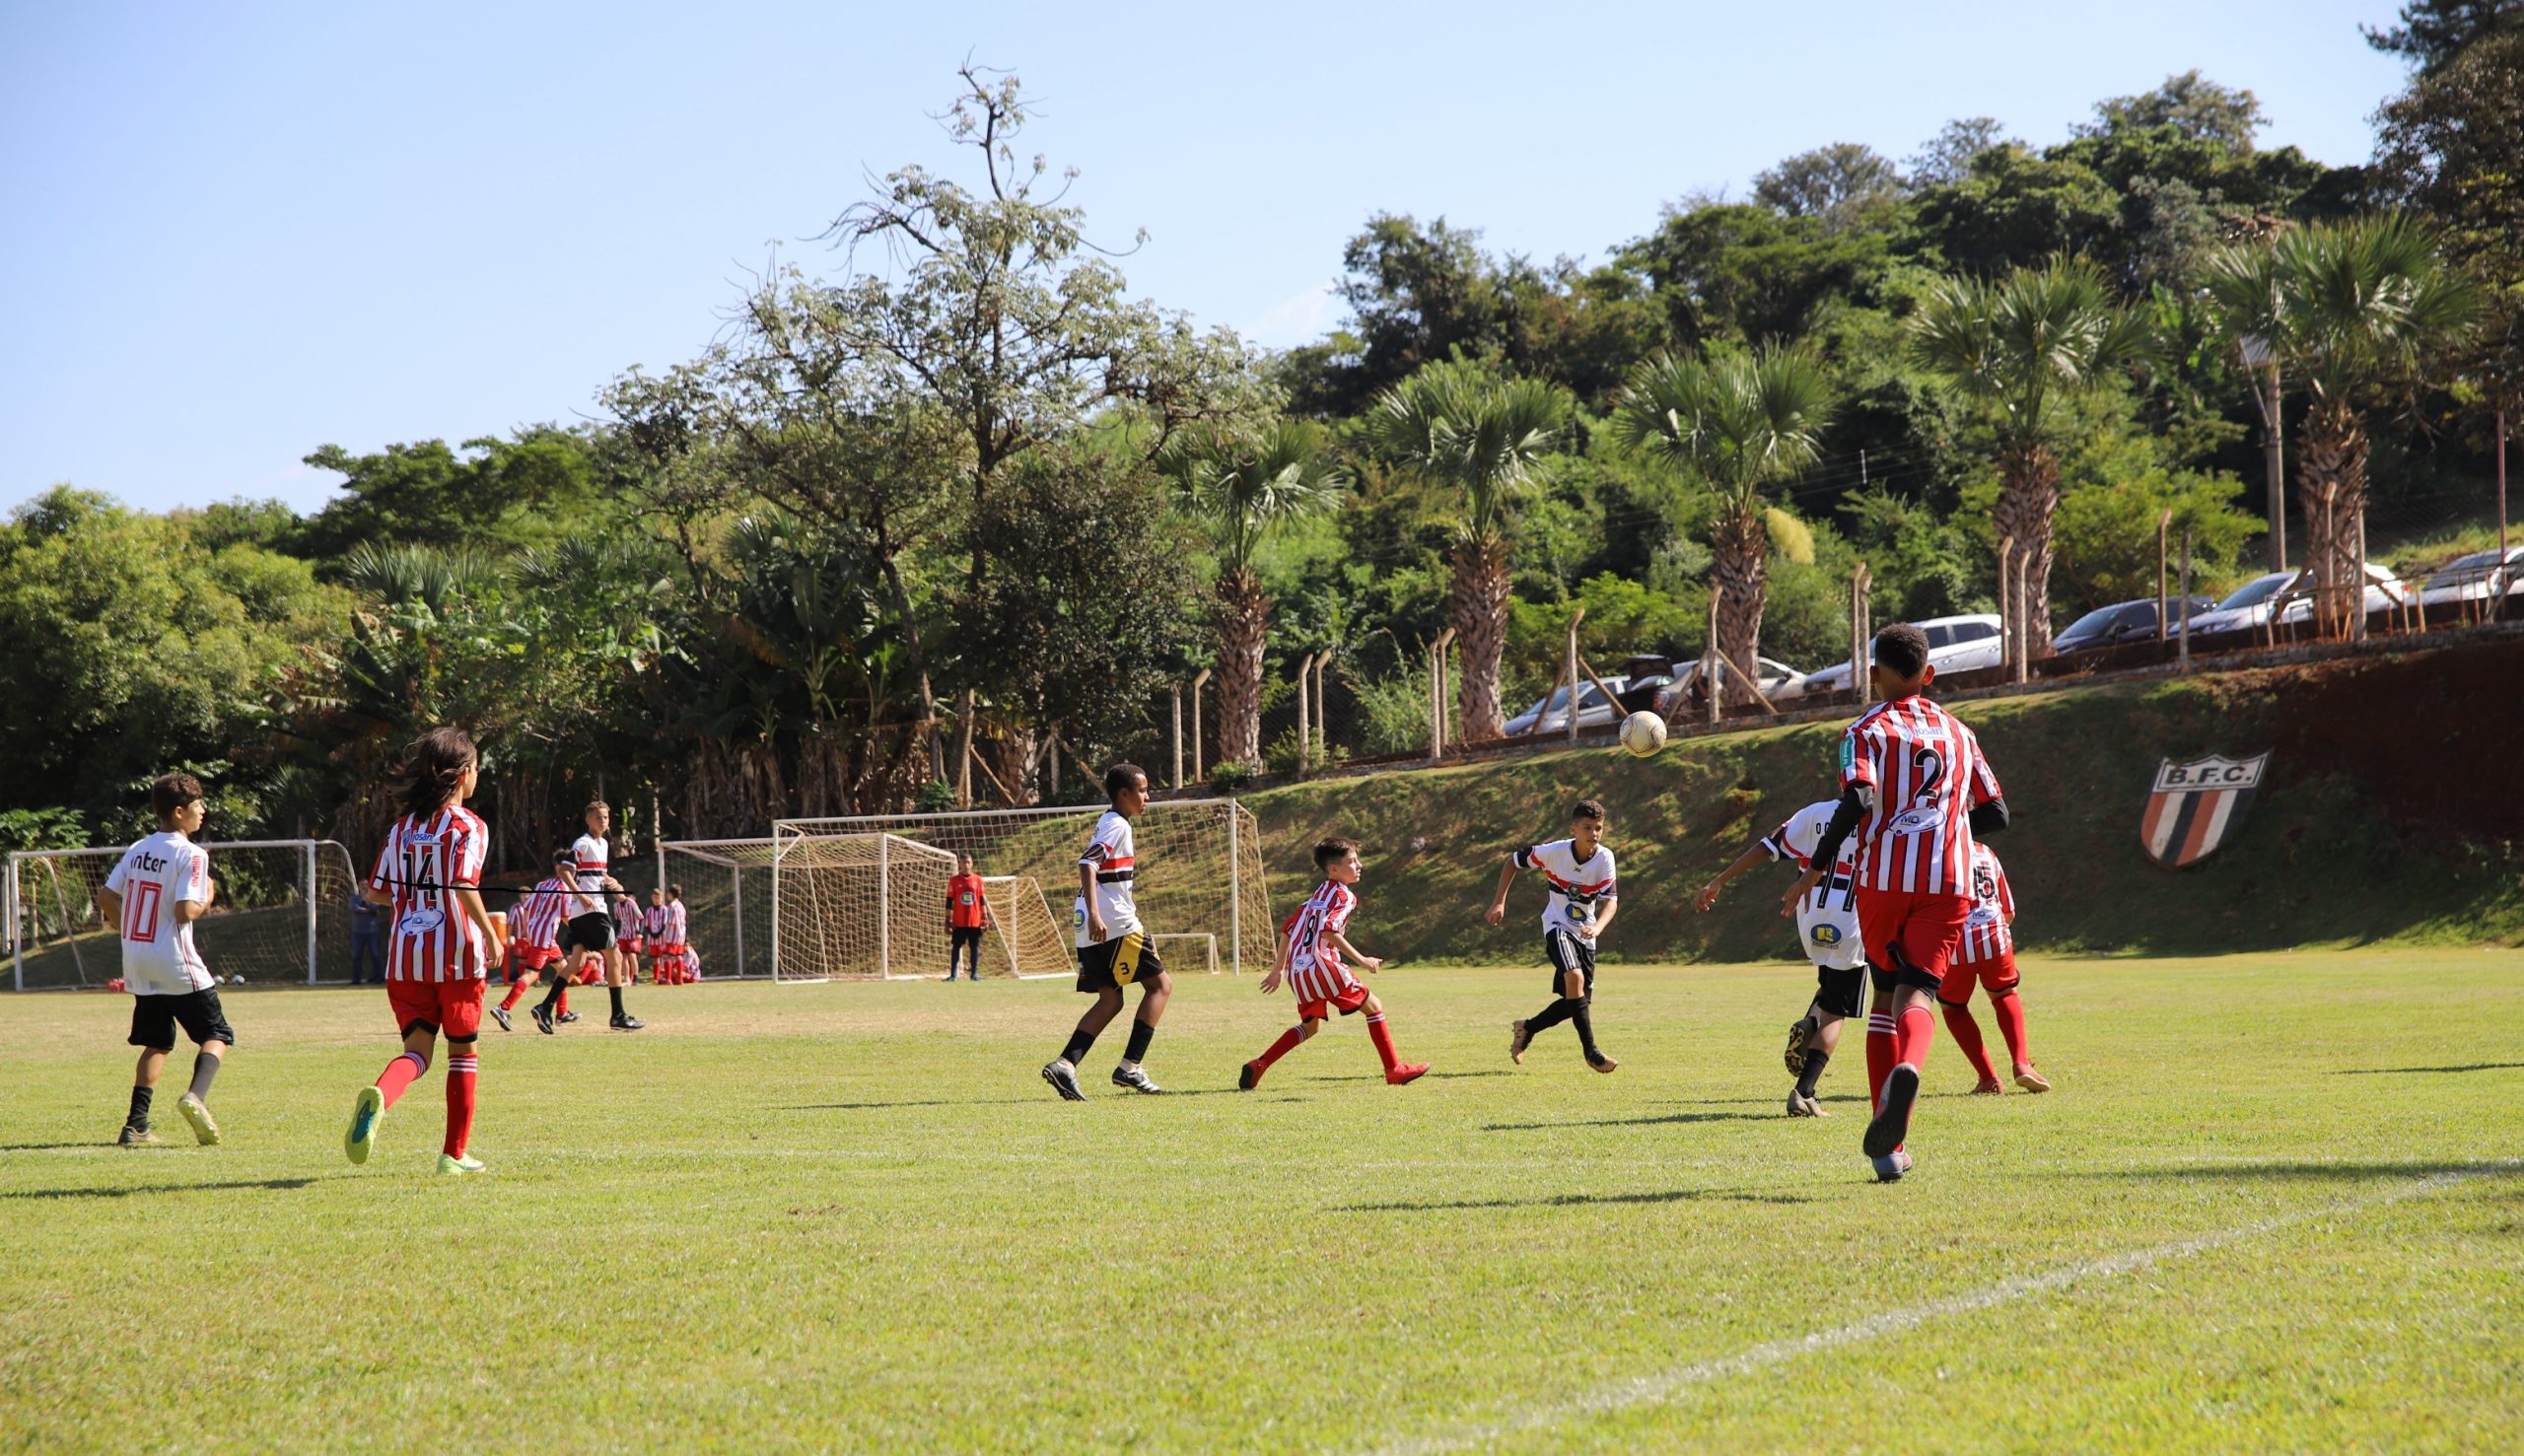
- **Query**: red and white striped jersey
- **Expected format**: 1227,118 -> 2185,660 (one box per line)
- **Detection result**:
1837,694 -> 2003,895
370,804 -> 489,981
1511,839 -> 1617,943
511,875 -> 571,951
644,904 -> 668,939
664,900 -> 686,947
566,832 -> 609,919
1954,844 -> 2016,964
104,830 -> 215,995
1283,879 -> 1360,1005
1072,809 -> 1141,946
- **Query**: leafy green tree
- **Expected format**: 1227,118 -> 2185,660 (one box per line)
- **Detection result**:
1613,346 -> 1836,700
1907,146 -> 2122,279
1754,144 -> 1905,231
1159,420 -> 1347,769
298,428 -> 603,562
1369,359 -> 1569,739
1910,259 -> 2154,652
2078,71 -> 2267,152
1625,203 -> 1894,346
1906,118 -> 2016,187
2364,0 -> 2524,73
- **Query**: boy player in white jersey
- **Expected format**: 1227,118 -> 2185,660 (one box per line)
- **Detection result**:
97,773 -> 232,1146
531,797 -> 642,1033
1041,764 -> 1170,1099
1487,797 -> 1621,1074
1696,797 -> 1865,1117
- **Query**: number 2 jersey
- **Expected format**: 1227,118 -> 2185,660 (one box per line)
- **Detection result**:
1759,801 -> 1864,971
104,830 -> 215,995
1512,838 -> 1617,945
1073,809 -> 1142,947
1952,843 -> 2016,965
1837,693 -> 2003,896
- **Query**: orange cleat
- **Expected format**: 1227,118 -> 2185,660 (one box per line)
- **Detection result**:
1971,1076 -> 2006,1096
1385,1063 -> 1429,1085
2012,1064 -> 2052,1093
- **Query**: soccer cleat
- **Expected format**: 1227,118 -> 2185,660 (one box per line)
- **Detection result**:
1971,1076 -> 2006,1096
117,1124 -> 162,1146
344,1085 -> 384,1165
557,1010 -> 582,1023
1385,1062 -> 1430,1086
609,1014 -> 645,1031
1040,1061 -> 1087,1101
1586,1053 -> 1620,1075
1784,1014 -> 1819,1076
942,972 -> 956,982
2013,1064 -> 2053,1093
1787,1089 -> 1823,1118
490,1005 -> 513,1032
1111,1066 -> 1163,1094
1870,1148 -> 1915,1183
1507,1019 -> 1531,1065
1864,1065 -> 1921,1158
1238,1061 -> 1264,1091
531,1004 -> 555,1035
176,1092 -> 222,1145
437,1153 -> 485,1175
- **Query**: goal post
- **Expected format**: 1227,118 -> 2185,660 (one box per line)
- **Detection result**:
769,799 -> 1273,985
6,839 -> 360,992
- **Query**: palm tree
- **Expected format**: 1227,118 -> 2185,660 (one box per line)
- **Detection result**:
1158,419 -> 1348,769
1368,359 -> 1569,741
1910,259 -> 2154,655
1613,345 -> 1835,704
2207,215 -> 2480,636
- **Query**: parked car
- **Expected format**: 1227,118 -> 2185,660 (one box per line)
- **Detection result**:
1788,614 -> 2003,698
2187,563 -> 2413,637
2052,595 -> 2222,655
1658,655 -> 1808,711
1503,676 -> 1628,736
2414,545 -> 2524,609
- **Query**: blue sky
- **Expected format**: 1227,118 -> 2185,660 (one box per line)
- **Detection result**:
1,1 -> 2412,517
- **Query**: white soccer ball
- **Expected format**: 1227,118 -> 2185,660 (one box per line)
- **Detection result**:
1618,710 -> 1668,758
229,975 -> 245,986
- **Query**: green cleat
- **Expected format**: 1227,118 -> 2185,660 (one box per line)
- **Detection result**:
176,1092 -> 222,1145
437,1153 -> 485,1175
344,1085 -> 384,1165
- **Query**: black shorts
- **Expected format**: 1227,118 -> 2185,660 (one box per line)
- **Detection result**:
129,989 -> 235,1051
1076,931 -> 1165,993
561,912 -> 615,952
949,926 -> 985,949
1544,931 -> 1597,998
1813,964 -> 1866,1020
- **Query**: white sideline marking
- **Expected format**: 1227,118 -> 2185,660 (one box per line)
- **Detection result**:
1372,1164 -> 2509,1456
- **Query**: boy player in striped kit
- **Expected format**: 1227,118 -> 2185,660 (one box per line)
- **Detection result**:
1238,837 -> 1427,1089
1937,843 -> 2049,1095
1489,799 -> 1622,1075
492,847 -> 574,1030
1783,623 -> 2009,1182
532,799 -> 642,1033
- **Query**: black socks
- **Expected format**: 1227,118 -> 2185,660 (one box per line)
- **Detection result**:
609,986 -> 625,1018
1795,1047 -> 1830,1099
125,1085 -> 152,1131
1525,999 -> 1577,1034
1059,1026 -> 1097,1066
1570,1002 -> 1602,1062
186,1052 -> 220,1102
1122,1018 -> 1156,1065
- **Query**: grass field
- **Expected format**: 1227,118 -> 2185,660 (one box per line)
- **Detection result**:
5,953 -> 2520,1451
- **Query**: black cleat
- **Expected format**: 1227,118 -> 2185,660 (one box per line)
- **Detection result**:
531,1004 -> 555,1035
610,1014 -> 644,1031
1238,1061 -> 1262,1091
942,972 -> 956,982
1041,1061 -> 1087,1101
1111,1066 -> 1162,1094
1784,1015 -> 1818,1076
557,1010 -> 581,1023
490,1005 -> 513,1032
1863,1064 -> 1920,1158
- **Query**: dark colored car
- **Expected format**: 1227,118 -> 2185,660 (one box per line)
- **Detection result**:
2052,595 -> 2222,655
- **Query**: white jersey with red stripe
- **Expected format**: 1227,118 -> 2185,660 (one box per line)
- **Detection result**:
1760,801 -> 1864,971
104,831 -> 215,995
1072,809 -> 1142,947
1512,838 -> 1618,945
566,832 -> 610,919
370,804 -> 489,982
511,875 -> 571,951
1954,844 -> 2016,965
1837,693 -> 2003,895
1283,879 -> 1361,1005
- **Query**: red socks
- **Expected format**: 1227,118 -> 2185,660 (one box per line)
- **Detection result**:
375,1050 -> 427,1109
1366,1013 -> 1400,1074
1864,1012 -> 1896,1110
1895,1004 -> 1935,1072
1942,1002 -> 1998,1081
499,981 -> 526,1012
1253,1025 -> 1304,1071
443,1053 -> 477,1157
1992,992 -> 2031,1067
557,988 -> 571,1015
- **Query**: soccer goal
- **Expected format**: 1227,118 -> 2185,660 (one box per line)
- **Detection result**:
5,840 -> 362,992
768,799 -> 1274,984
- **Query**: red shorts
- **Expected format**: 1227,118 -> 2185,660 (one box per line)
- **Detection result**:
508,944 -> 560,982
1940,950 -> 2020,1002
386,977 -> 486,1039
621,937 -> 645,955
1856,887 -> 1973,989
1297,982 -> 1370,1021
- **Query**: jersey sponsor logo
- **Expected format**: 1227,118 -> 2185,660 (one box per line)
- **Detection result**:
2141,751 -> 2269,868
1809,923 -> 1843,946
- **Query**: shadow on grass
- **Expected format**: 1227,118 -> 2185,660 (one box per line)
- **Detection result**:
1338,1187 -> 1810,1213
1311,1070 -> 1511,1082
2,1176 -> 317,1202
783,1098 -> 1044,1111
1485,1111 -> 1775,1132
2334,1063 -> 2524,1076
2071,1160 -> 2522,1184
0,1143 -> 109,1152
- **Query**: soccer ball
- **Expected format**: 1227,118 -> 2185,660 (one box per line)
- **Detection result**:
229,975 -> 245,986
1619,711 -> 1668,758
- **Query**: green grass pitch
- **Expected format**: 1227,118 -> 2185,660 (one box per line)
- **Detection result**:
4,952 -> 2518,1451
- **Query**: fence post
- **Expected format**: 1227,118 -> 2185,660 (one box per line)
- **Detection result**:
1849,565 -> 1872,706
1294,652 -> 1315,769
1429,628 -> 1456,760
956,687 -> 977,807
1705,588 -> 1723,726
1189,668 -> 1211,784
1314,653 -> 1330,759
2014,545 -> 2033,684
1565,605 -> 1586,742
2178,526 -> 2195,673
2156,509 -> 2173,644
1997,534 -> 2015,673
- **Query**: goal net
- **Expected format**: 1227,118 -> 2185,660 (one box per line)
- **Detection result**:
769,799 -> 1273,984
6,840 -> 361,992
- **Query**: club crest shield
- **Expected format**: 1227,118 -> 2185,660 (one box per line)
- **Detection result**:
2140,752 -> 2269,868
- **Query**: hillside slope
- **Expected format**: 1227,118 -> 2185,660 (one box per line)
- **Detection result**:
1244,634 -> 2524,964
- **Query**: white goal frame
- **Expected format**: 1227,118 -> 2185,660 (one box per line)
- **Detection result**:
6,839 -> 356,992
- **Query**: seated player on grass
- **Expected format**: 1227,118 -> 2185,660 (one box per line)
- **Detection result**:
1239,837 -> 1427,1090
1040,764 -> 1168,1099
96,772 -> 232,1147
1697,797 -> 1865,1117
492,847 -> 574,1031
1488,798 -> 1621,1074
1938,842 -> 2049,1095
